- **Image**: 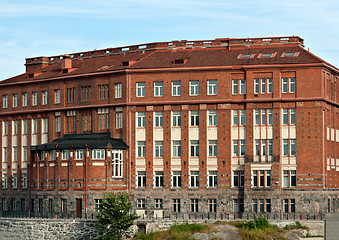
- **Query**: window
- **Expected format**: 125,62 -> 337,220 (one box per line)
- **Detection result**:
172,111 -> 181,127
172,141 -> 181,157
190,171 -> 199,188
98,84 -> 109,100
2,173 -> 7,188
42,118 -> 48,133
22,120 -> 27,134
172,81 -> 181,96
154,141 -> 164,158
22,173 -> 27,188
208,140 -> 218,157
233,110 -> 246,126
282,108 -> 296,125
154,112 -> 164,127
13,94 -> 17,108
62,150 -> 69,160
189,80 -> 199,96
233,140 -> 239,157
32,119 -> 38,134
42,91 -> 48,105
232,79 -> 238,95
136,82 -> 145,97
3,121 -> 8,136
283,199 -> 296,213
55,116 -> 61,132
81,86 -> 91,101
233,170 -> 244,188
208,171 -> 218,187
283,139 -> 296,156
137,171 -> 146,188
252,170 -> 271,187
94,199 -> 102,212
32,92 -> 37,106
92,149 -> 105,159
282,77 -> 295,93
66,111 -> 76,133
254,79 -> 259,94
232,79 -> 246,95
254,109 -> 272,125
232,110 -> 239,126
22,93 -> 27,107
207,80 -> 217,95
154,81 -> 163,97
112,150 -> 123,177
240,140 -> 246,156
190,199 -> 199,212
190,140 -> 199,157
173,199 -> 181,212
98,108 -> 109,130
13,120 -> 18,135
172,171 -> 182,187
283,170 -> 297,188
290,108 -> 296,124
154,171 -> 164,188
54,89 -> 60,104
48,199 -> 54,212
261,78 -> 266,93
3,95 -> 7,108
66,88 -> 75,103
81,114 -> 92,132
76,149 -> 85,159
234,199 -> 244,213
190,110 -> 199,126
12,147 -> 17,162
209,199 -> 217,213
12,173 -> 17,188
116,112 -> 122,129
61,199 -> 67,212
240,79 -> 246,94
267,78 -> 273,93
22,147 -> 28,162
155,199 -> 163,209
208,110 -> 217,126
137,112 -> 146,128
137,141 -> 146,158
115,83 -> 122,98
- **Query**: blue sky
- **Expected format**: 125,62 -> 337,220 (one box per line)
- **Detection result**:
0,0 -> 338,80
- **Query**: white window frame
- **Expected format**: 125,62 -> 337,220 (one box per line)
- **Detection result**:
136,82 -> 145,97
54,89 -> 60,104
172,171 -> 182,188
254,78 -> 259,94
137,141 -> 146,158
208,110 -> 217,126
115,83 -> 122,98
208,140 -> 218,157
32,92 -> 37,106
154,141 -> 164,158
154,112 -> 164,127
154,81 -> 163,97
239,79 -> 246,94
189,80 -> 199,96
42,91 -> 48,105
116,112 -> 123,129
92,149 -> 105,159
13,94 -> 17,108
137,112 -> 146,128
112,150 -> 123,177
172,140 -> 181,157
172,111 -> 181,127
208,171 -> 218,187
76,149 -> 85,159
232,79 -> 238,95
190,140 -> 199,157
62,150 -> 69,160
190,110 -> 199,127
172,81 -> 181,96
3,95 -> 7,108
190,171 -> 199,188
207,80 -> 217,95
22,93 -> 27,107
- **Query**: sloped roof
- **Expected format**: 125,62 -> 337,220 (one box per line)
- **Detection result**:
30,132 -> 128,151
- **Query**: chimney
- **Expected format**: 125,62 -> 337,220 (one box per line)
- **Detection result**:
61,54 -> 72,70
25,56 -> 49,73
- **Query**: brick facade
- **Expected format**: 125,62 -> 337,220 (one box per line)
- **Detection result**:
0,36 -> 338,218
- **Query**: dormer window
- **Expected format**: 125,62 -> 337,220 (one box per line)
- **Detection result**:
174,59 -> 184,64
28,73 -> 34,78
262,53 -> 272,58
62,69 -> 68,74
241,54 -> 251,58
285,52 -> 295,57
122,61 -> 129,66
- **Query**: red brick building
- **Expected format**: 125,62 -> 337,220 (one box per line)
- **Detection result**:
0,36 -> 338,218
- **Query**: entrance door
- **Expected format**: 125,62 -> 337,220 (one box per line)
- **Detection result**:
76,199 -> 82,218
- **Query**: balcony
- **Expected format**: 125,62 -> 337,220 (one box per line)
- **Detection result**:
245,155 -> 279,163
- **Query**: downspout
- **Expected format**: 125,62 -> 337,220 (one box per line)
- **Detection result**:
127,71 -> 132,199
85,148 -> 88,214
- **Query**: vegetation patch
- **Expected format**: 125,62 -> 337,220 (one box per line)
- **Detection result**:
283,221 -> 309,231
135,222 -> 216,240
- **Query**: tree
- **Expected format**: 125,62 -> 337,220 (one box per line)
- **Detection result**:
95,192 -> 139,240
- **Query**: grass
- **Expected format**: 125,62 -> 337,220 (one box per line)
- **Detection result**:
284,221 -> 309,231
134,222 -> 216,240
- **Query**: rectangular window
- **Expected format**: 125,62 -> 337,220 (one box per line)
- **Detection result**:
253,199 -> 258,213
48,199 -> 54,212
266,199 -> 271,212
190,140 -> 199,157
291,170 -> 297,187
22,93 -> 27,107
232,110 -> 238,126
136,82 -> 145,97
154,112 -> 164,127
12,173 -> 17,188
81,86 -> 91,101
172,140 -> 181,157
233,140 -> 239,157
207,80 -> 217,95
190,171 -> 199,188
208,171 -> 218,187
208,140 -> 218,157
266,170 -> 271,187
233,170 -> 244,187
3,95 -> 8,108
234,199 -> 244,212
172,111 -> 181,127
190,199 -> 199,212
290,139 -> 296,156
267,109 -> 273,125
232,79 -> 238,95
13,120 -> 18,135
240,110 -> 246,126
115,83 -> 122,98
42,118 -> 48,133
289,77 -> 295,93
282,78 -> 288,93
290,108 -> 296,125
240,140 -> 246,156
259,199 -> 265,212
116,112 -> 122,129
32,119 -> 38,134
254,109 -> 260,125
55,116 -> 61,132
22,147 -> 28,162
13,94 -> 17,108
98,108 -> 109,130
66,111 -> 76,133
154,81 -> 163,97
92,149 -> 105,159
209,199 -> 217,213
137,171 -> 146,188
267,78 -> 273,93
189,80 -> 199,96
261,109 -> 267,125
112,150 -> 123,177
22,120 -> 27,134
254,78 -> 259,94
98,84 -> 109,100
12,147 -> 18,162
283,199 -> 289,213
290,199 -> 296,213
190,110 -> 199,126
155,199 -> 163,209
154,171 -> 164,188
62,150 -> 69,160
240,79 -> 246,94
172,171 -> 182,188
137,141 -> 146,158
173,199 -> 181,213
154,141 -> 164,158
22,173 -> 27,188
137,112 -> 146,128
283,109 -> 289,124
76,149 -> 85,159
2,173 -> 7,188
172,81 -> 181,96
208,110 -> 217,126
261,78 -> 266,93
283,139 -> 289,156
42,91 -> 48,105
32,92 -> 37,106
54,89 -> 60,104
